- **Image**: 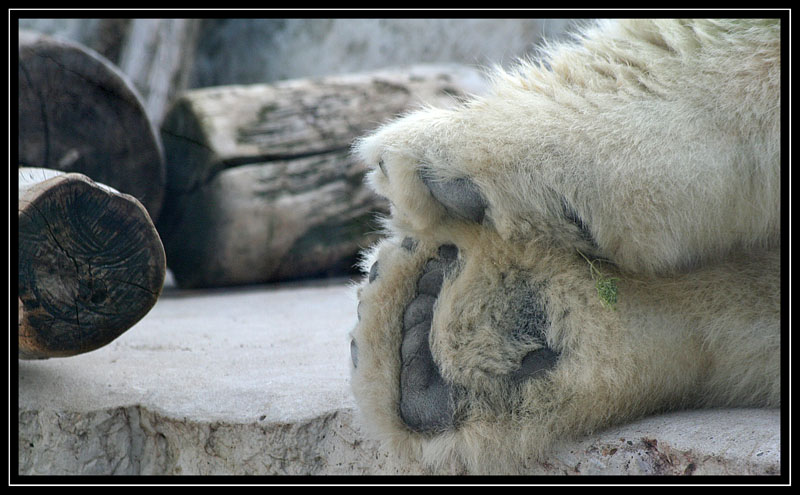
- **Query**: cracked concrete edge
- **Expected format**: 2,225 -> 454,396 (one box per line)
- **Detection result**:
17,405 -> 780,476
17,406 -> 424,476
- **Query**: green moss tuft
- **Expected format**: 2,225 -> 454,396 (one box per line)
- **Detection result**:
577,250 -> 619,310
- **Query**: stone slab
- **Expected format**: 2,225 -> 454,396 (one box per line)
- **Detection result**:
16,278 -> 782,477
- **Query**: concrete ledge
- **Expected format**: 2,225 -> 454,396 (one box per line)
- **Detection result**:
17,279 -> 781,476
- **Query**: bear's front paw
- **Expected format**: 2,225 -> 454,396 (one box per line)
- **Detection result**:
354,111 -> 494,236
354,110 -> 605,264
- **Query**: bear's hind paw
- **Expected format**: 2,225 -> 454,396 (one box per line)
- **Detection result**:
351,236 -> 560,446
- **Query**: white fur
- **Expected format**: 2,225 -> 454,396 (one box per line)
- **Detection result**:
349,19 -> 781,473
355,19 -> 780,275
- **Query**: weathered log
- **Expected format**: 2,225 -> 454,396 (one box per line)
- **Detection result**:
18,168 -> 166,359
159,151 -> 384,288
18,30 -> 165,222
158,65 -> 488,288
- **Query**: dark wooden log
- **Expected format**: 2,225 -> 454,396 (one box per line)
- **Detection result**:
18,30 -> 165,222
158,65 -> 487,288
18,168 -> 166,359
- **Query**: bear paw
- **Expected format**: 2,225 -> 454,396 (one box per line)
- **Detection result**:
350,234 -> 564,471
353,110 -> 603,264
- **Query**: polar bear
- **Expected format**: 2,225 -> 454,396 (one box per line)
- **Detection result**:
349,19 -> 781,473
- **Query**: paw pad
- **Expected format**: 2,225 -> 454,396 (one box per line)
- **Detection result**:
399,243 -> 460,433
401,236 -> 417,252
355,238 -> 561,439
420,173 -> 487,223
508,346 -> 560,383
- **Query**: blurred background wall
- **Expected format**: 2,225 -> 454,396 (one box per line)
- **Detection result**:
18,18 -> 583,127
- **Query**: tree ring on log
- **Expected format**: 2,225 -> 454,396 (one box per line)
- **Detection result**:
18,170 -> 166,359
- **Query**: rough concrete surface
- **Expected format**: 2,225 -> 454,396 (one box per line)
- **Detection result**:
16,278 -> 781,477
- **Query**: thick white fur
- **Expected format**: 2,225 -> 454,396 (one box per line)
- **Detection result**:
349,19 -> 781,473
356,19 -> 780,275
351,234 -> 779,473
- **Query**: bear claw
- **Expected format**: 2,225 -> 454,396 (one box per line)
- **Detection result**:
350,338 -> 359,369
368,261 -> 379,282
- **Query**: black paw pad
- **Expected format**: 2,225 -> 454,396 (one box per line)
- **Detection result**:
420,173 -> 487,223
508,347 -> 559,383
399,245 -> 460,433
401,237 -> 417,252
505,283 -> 560,382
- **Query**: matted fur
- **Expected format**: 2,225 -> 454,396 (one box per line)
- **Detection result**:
349,19 -> 781,473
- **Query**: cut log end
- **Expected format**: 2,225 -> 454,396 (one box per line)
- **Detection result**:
18,169 -> 166,359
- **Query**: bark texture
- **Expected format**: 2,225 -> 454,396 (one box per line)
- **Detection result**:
158,65 -> 487,288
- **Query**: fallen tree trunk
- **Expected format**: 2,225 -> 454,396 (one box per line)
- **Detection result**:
18,168 -> 166,359
18,30 -> 165,222
158,65 -> 488,288
159,151 -> 383,288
